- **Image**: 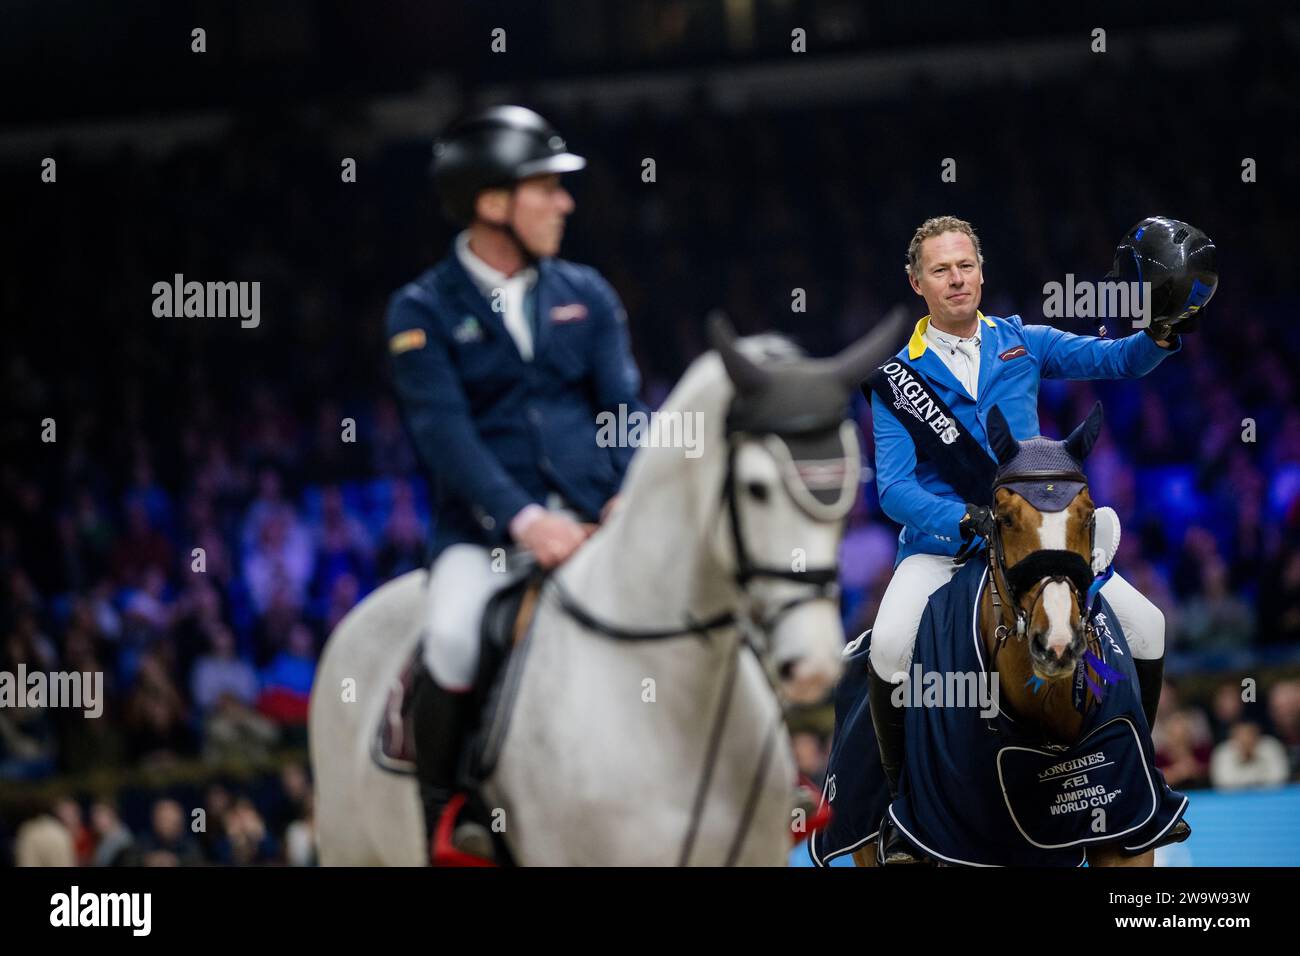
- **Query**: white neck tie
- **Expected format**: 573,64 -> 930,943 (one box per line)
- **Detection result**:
953,336 -> 979,398
500,279 -> 533,361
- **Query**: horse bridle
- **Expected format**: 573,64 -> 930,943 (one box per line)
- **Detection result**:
550,424 -> 851,644
721,434 -> 846,637
983,468 -> 1101,653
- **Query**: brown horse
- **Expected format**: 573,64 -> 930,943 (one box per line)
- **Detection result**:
976,403 -> 1151,867
856,402 -> 1185,867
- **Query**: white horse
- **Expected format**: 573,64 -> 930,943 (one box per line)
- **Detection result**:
309,313 -> 904,865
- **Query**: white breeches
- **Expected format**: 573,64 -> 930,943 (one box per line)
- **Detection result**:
867,552 -> 1165,682
422,544 -> 510,690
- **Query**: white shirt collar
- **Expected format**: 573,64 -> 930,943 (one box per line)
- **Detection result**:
455,231 -> 537,299
925,322 -> 980,351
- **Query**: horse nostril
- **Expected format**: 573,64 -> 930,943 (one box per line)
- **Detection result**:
778,660 -> 797,681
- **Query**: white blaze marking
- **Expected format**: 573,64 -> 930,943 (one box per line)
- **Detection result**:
1037,511 -> 1074,655
1037,510 -> 1069,550
1042,582 -> 1074,655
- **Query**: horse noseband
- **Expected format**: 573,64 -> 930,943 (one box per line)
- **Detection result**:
1003,550 -> 1094,606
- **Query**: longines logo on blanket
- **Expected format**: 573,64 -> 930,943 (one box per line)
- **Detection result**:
595,403 -> 704,459
1036,750 -> 1107,781
890,666 -> 999,718
50,886 -> 151,936
880,362 -> 960,445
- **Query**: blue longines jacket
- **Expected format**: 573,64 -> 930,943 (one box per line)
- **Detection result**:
872,312 -> 1178,565
386,246 -> 646,559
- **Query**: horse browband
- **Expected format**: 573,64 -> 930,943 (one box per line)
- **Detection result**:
993,468 -> 1087,489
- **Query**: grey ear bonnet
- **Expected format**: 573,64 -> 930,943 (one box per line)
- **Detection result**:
989,401 -> 1102,512
996,438 -> 1087,512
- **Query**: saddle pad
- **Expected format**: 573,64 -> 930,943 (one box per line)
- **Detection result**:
372,647 -> 422,775
808,631 -> 890,866
889,556 -> 1188,866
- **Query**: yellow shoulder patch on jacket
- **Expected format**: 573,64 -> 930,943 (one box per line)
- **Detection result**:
389,328 -> 427,354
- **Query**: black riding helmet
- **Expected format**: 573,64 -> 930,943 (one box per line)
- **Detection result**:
1106,216 -> 1218,334
431,105 -> 586,226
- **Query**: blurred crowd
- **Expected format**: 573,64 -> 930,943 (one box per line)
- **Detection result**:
6,764 -> 315,867
3,27 -> 1299,860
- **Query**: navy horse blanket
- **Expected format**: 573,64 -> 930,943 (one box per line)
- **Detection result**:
812,555 -> 1188,866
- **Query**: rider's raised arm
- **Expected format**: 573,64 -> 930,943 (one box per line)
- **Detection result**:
584,270 -> 647,479
871,390 -> 968,541
1018,316 -> 1179,381
386,288 -> 534,541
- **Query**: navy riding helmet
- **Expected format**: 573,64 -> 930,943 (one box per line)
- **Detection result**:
1106,216 -> 1218,328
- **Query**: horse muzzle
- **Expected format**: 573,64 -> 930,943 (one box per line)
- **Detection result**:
1027,623 -> 1084,679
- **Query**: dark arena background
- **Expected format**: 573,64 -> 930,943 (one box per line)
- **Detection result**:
1,0 -> 1298,923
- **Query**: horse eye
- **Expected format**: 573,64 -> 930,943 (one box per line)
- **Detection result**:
746,482 -> 770,503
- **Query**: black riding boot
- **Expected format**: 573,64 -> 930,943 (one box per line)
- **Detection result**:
1132,655 -> 1193,851
1134,655 -> 1165,730
410,664 -> 492,863
868,669 -> 921,864
868,669 -> 907,798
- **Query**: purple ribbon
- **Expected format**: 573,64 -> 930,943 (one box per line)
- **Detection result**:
1082,648 -> 1126,701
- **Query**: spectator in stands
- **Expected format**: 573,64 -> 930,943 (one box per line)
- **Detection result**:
1266,679 -> 1300,779
191,625 -> 258,715
136,798 -> 205,866
213,797 -> 277,865
57,612 -> 124,772
376,480 -> 426,580
240,468 -> 297,555
1210,721 -> 1290,790
1178,556 -> 1256,650
371,397 -> 418,478
791,730 -> 830,790
244,510 -> 314,617
312,484 -> 373,597
1209,679 -> 1249,743
1155,709 -> 1212,790
68,488 -> 115,584
110,501 -> 173,589
256,622 -> 317,727
284,792 -> 317,866
13,801 -> 75,867
123,651 -> 194,764
203,692 -> 280,764
124,454 -> 174,535
1260,549 -> 1300,646
321,572 -> 361,636
0,613 -> 58,779
54,797 -> 95,866
90,800 -> 135,866
196,784 -> 234,860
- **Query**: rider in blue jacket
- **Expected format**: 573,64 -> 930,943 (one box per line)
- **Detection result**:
387,106 -> 645,863
865,216 -> 1215,860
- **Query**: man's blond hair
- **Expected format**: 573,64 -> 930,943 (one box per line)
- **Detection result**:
906,216 -> 984,277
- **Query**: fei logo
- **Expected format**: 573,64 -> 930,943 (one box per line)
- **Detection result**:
49,886 -> 151,936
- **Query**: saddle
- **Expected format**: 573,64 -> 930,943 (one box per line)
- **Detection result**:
373,572 -> 543,776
